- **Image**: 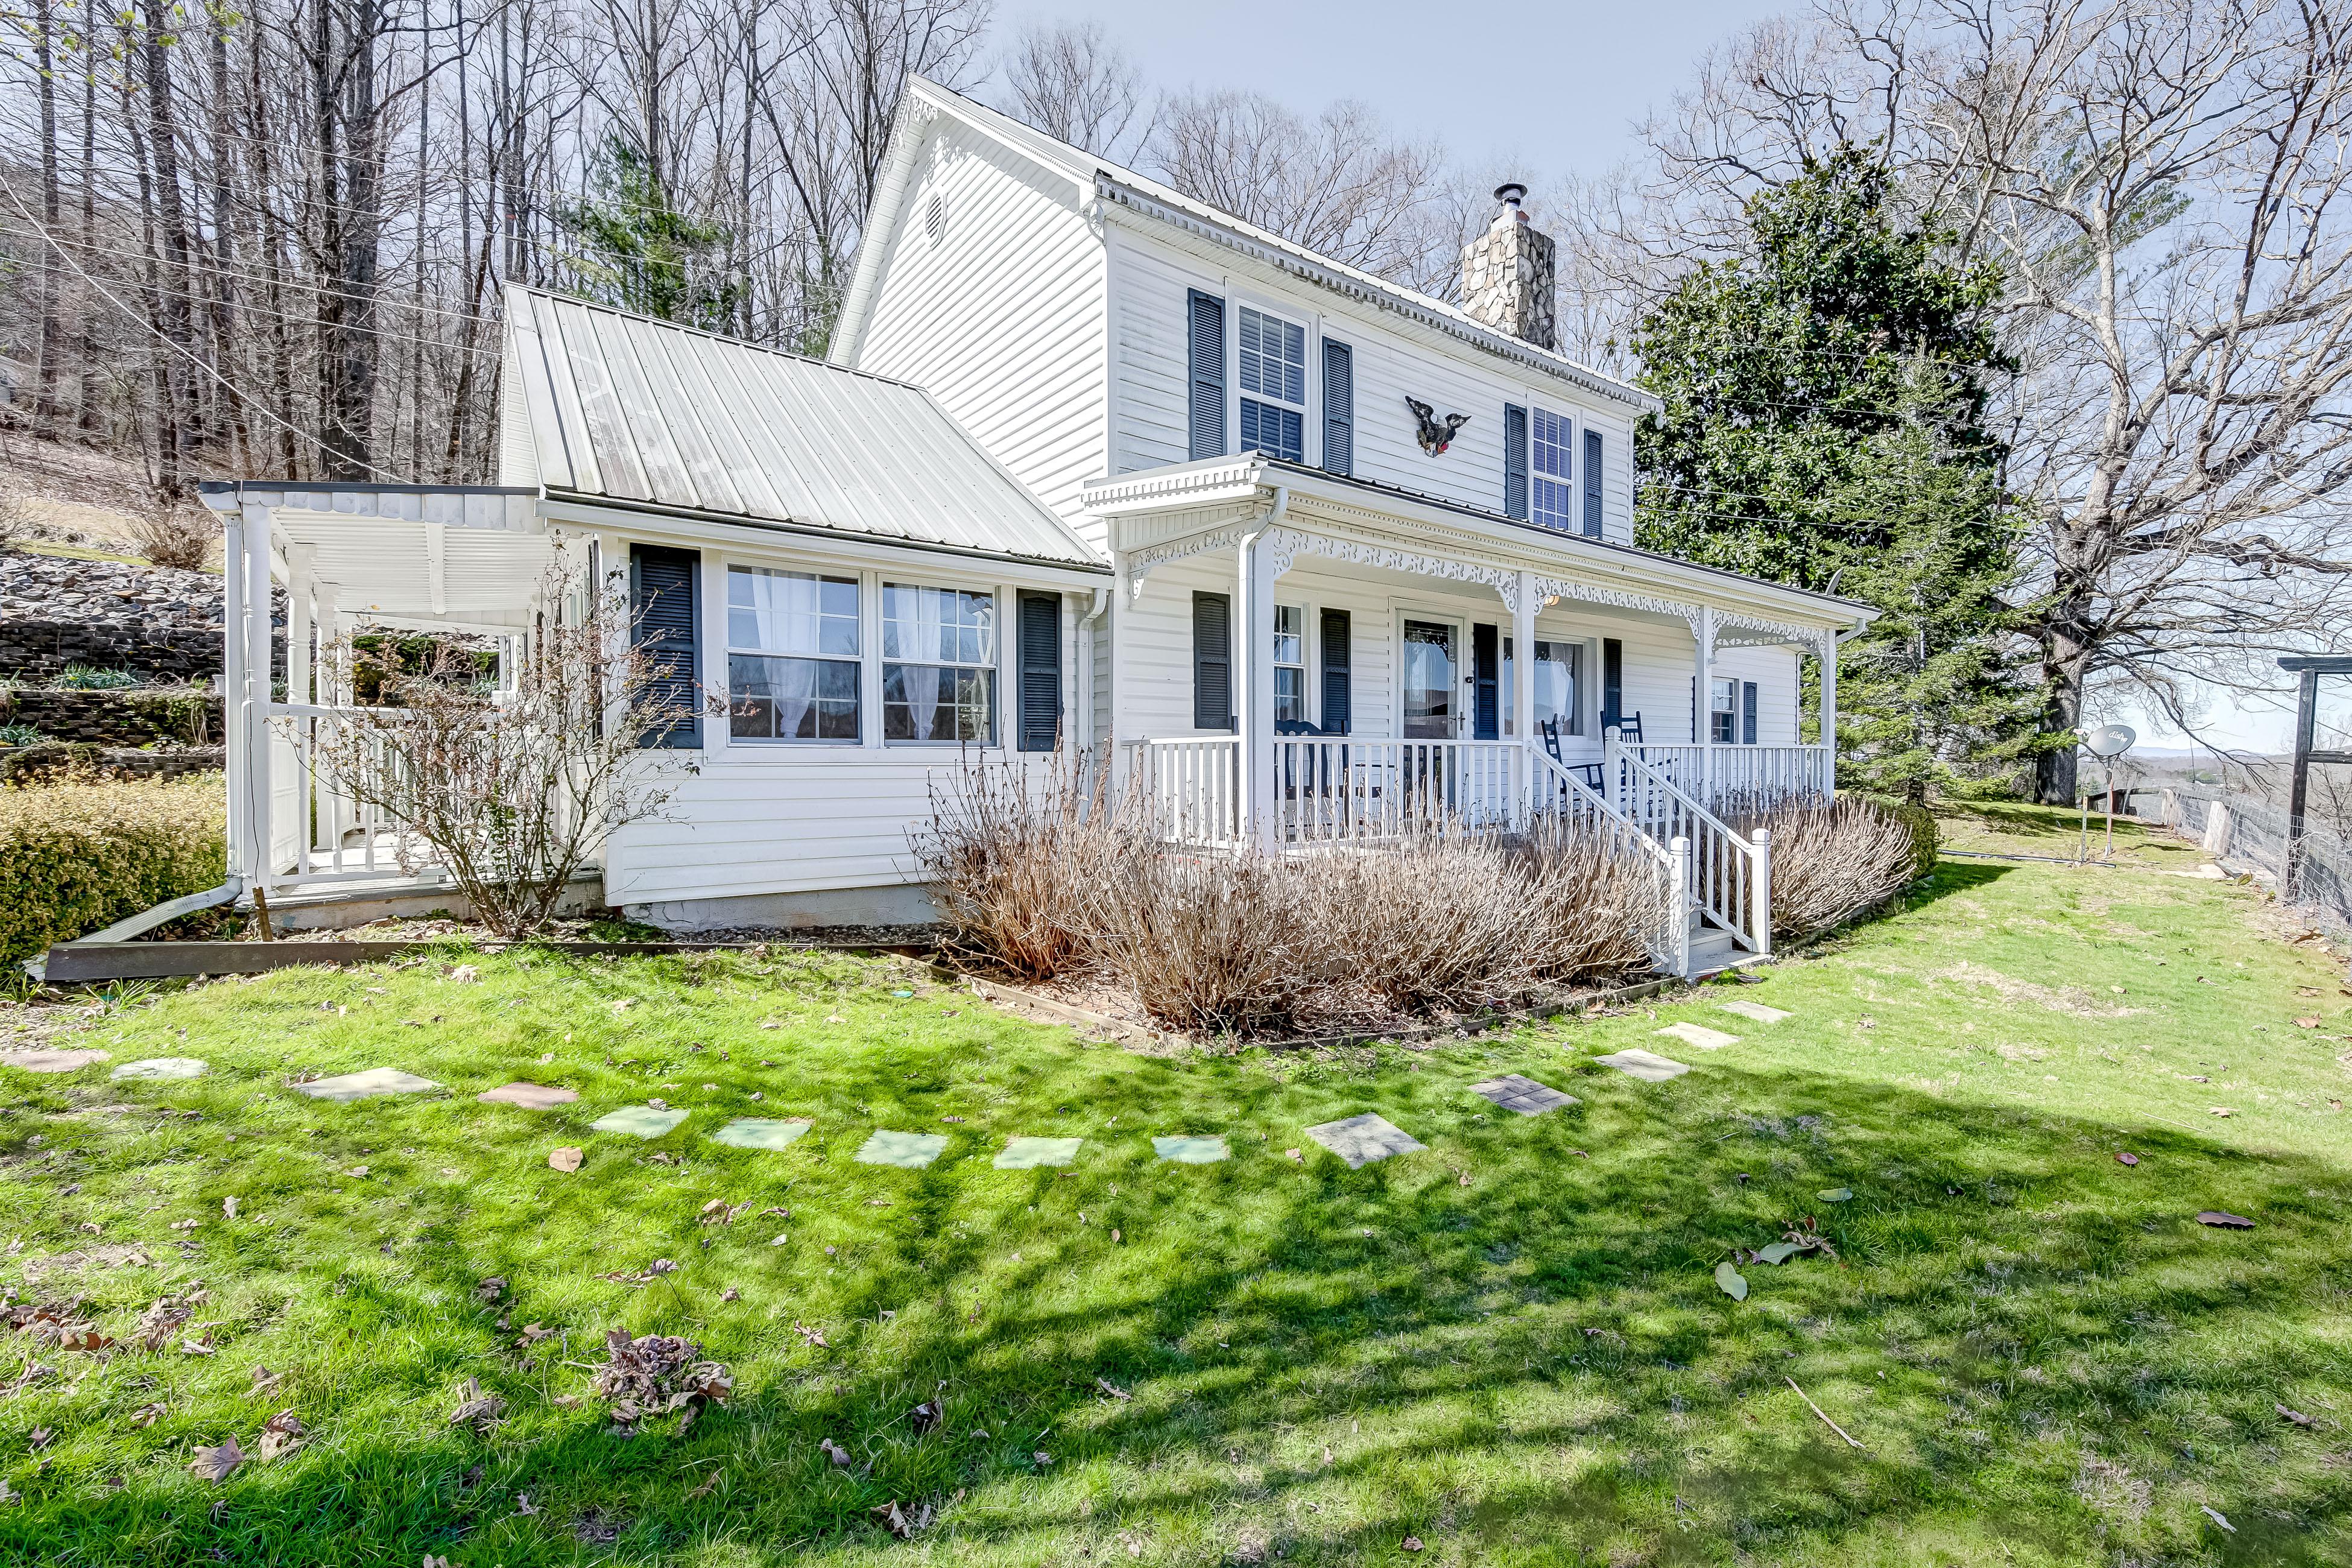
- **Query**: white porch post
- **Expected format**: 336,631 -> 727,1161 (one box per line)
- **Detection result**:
240,500 -> 276,890
1512,570 -> 1536,814
221,510 -> 250,885
1236,525 -> 1277,850
1819,630 -> 1840,794
1695,605 -> 1716,804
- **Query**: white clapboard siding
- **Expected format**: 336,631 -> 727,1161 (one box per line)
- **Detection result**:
1109,235 -> 1639,546
1713,644 -> 1803,745
854,122 -> 1109,535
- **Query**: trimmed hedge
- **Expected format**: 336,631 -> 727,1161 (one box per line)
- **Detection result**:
0,772 -> 226,966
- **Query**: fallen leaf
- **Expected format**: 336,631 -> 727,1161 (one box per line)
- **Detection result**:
27,1428 -> 51,1452
720,1288 -> 740,1303
448,965 -> 478,984
1816,1188 -> 1853,1203
250,1365 -> 283,1394
189,1435 -> 244,1482
1096,1377 -> 1131,1401
129,1403 -> 166,1427
254,1410 -> 303,1462
2278,1403 -> 2316,1428
548,1148 -> 584,1173
1033,1450 -> 1053,1465
346,1166 -> 369,1178
2295,1017 -> 2321,1028
1753,1241 -> 1803,1265
515,1493 -> 540,1515
2202,1505 -> 2235,1532
2196,1211 -> 2256,1228
222,1197 -> 239,1221
871,1499 -> 934,1538
1286,1148 -> 1301,1162
1715,1262 -> 1749,1301
448,1377 -> 507,1431
686,1470 -> 721,1499
2209,1107 -> 2233,1117
821,1437 -> 852,1467
2116,1152 -> 2140,1166
1402,1537 -> 1425,1552
475,1277 -> 507,1304
908,1399 -> 943,1434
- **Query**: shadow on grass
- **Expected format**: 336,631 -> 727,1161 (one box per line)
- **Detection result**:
6,1038 -> 2349,1564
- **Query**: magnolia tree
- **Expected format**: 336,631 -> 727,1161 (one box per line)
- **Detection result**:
299,561 -> 697,937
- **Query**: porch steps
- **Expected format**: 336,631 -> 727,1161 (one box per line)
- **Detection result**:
1686,913 -> 1745,976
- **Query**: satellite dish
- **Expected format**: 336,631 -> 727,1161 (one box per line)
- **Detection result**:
2081,723 -> 2136,759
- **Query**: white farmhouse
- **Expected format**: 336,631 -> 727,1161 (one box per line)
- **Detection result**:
204,78 -> 1871,975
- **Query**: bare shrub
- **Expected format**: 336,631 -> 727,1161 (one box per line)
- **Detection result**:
125,506 -> 213,571
1311,836 -> 1531,1013
1083,850 -> 1327,1037
297,561 -> 695,938
911,751 -> 1132,982
1756,797 -> 1923,940
1513,815 -> 1675,984
0,488 -> 32,553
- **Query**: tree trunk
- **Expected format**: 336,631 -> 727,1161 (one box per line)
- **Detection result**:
75,55 -> 100,438
2034,625 -> 2088,806
207,8 -> 249,466
30,0 -> 63,433
141,0 -> 201,495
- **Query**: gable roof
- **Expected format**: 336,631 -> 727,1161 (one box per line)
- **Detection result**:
502,286 -> 1106,570
832,78 -> 1659,416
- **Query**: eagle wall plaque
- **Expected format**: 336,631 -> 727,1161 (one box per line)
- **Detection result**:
1406,397 -> 1470,455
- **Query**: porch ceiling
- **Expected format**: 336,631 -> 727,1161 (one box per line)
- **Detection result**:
276,511 -> 555,627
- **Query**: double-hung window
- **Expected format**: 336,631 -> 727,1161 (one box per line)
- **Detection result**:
1710,677 -> 1739,744
1273,604 -> 1307,723
727,566 -> 861,741
1533,640 -> 1582,735
1531,408 -> 1574,531
883,582 -> 997,743
1238,307 -> 1307,463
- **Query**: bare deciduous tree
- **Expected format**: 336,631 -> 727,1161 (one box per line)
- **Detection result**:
997,18 -> 1150,163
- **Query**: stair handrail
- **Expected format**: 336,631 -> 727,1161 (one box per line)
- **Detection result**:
1602,738 -> 1772,959
1526,746 -> 1693,975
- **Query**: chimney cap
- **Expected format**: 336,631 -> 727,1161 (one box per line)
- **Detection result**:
1493,182 -> 1529,208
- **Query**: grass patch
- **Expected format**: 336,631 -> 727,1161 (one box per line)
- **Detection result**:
1,805 -> 2348,1564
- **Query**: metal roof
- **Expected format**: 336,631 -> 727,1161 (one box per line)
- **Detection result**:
504,287 -> 1106,569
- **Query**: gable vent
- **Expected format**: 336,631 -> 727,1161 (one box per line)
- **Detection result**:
924,193 -> 947,247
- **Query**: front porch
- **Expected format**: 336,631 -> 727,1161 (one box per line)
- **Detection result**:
1090,455 -> 1864,973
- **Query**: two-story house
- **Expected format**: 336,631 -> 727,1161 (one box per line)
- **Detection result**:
200,77 -> 1868,972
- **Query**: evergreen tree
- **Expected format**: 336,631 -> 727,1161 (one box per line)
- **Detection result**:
558,138 -> 743,332
1633,147 -> 2044,799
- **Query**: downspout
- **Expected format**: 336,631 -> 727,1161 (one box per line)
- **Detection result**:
1080,585 -> 1111,761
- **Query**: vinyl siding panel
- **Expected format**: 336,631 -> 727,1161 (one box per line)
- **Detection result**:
853,124 -> 1109,548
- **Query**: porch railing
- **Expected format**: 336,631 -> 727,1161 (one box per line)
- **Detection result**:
1271,738 -> 1519,842
264,702 -> 443,888
1613,742 -> 1830,815
1128,736 -> 1243,848
1604,741 -> 1772,958
1528,747 -> 1693,976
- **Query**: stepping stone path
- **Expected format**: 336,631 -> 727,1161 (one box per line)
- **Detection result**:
110,1057 -> 206,1081
1468,1074 -> 1578,1115
1303,1113 -> 1425,1169
1719,1000 -> 1792,1024
0,1049 -> 111,1073
713,1118 -> 813,1151
995,1136 -> 1084,1169
589,1105 -> 690,1138
1152,1135 -> 1228,1165
294,1067 -> 440,1102
856,1130 -> 947,1168
478,1082 -> 578,1108
1593,1048 -> 1692,1083
1657,1022 -> 1740,1051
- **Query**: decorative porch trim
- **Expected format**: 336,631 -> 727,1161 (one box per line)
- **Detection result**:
1265,525 -> 1520,605
1714,610 -> 1836,652
1532,575 -> 1701,632
1124,524 -> 1253,596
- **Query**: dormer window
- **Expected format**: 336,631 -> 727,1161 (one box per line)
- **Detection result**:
1531,408 -> 1574,531
1238,306 -> 1307,463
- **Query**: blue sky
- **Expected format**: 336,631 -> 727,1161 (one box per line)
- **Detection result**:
991,1 -> 2303,757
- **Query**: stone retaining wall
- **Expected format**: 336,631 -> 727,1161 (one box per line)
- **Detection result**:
0,687 -> 222,746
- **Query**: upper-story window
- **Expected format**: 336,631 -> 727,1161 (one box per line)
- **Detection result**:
1531,408 -> 1574,531
1238,306 -> 1307,463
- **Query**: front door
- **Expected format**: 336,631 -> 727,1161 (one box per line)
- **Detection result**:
1402,618 -> 1459,739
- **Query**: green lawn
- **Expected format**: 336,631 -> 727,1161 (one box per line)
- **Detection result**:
2,805 -> 2350,1566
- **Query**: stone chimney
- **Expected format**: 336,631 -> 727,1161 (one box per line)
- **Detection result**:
1459,183 -> 1557,350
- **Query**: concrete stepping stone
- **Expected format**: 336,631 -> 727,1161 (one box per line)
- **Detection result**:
1593,1048 -> 1691,1083
0,1049 -> 112,1073
110,1057 -> 206,1081
589,1104 -> 690,1138
1152,1135 -> 1228,1165
478,1082 -> 578,1108
1657,1022 -> 1740,1051
713,1118 -> 813,1151
994,1136 -> 1084,1169
1719,1000 -> 1792,1024
1468,1074 -> 1578,1115
1303,1113 -> 1426,1169
856,1130 -> 948,1168
294,1067 -> 440,1101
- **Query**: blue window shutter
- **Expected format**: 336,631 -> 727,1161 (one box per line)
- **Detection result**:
1187,289 -> 1227,461
629,544 -> 701,748
1472,623 -> 1500,741
1321,338 -> 1353,475
1192,591 -> 1233,731
1319,607 -> 1350,734
1602,637 -> 1623,730
1503,403 -> 1529,520
1742,680 -> 1759,745
1017,591 -> 1062,752
1583,429 -> 1604,537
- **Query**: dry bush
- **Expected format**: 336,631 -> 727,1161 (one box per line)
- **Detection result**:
911,751 -> 1132,982
125,506 -> 214,571
1083,849 -> 1328,1036
0,487 -> 31,552
1312,837 -> 1532,1013
1513,815 -> 1675,984
1756,796 -> 1924,939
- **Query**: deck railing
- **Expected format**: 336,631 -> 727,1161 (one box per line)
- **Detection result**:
264,702 -> 443,888
1270,738 -> 1519,842
1128,736 -> 1243,847
1612,742 -> 1830,815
